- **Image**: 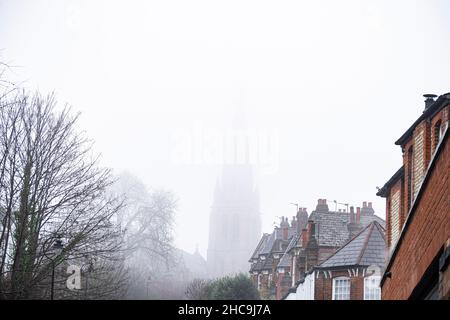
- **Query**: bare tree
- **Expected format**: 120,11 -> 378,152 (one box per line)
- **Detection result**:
185,278 -> 211,300
110,172 -> 177,299
0,90 -> 126,299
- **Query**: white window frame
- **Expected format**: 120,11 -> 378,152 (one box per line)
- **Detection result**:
364,275 -> 381,300
332,276 -> 350,300
257,274 -> 262,290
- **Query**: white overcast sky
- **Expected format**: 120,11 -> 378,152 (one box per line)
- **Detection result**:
1,0 -> 449,258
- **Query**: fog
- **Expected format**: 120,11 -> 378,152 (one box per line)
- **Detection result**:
1,0 -> 450,262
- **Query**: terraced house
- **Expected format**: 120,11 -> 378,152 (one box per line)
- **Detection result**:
285,221 -> 386,300
377,93 -> 450,300
249,199 -> 384,299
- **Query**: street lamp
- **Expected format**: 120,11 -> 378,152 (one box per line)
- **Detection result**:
83,261 -> 94,299
48,237 -> 64,300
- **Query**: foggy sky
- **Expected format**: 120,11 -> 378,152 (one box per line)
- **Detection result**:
1,0 -> 450,258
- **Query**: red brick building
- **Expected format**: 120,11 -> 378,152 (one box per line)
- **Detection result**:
285,221 -> 385,300
377,93 -> 450,299
249,199 -> 384,299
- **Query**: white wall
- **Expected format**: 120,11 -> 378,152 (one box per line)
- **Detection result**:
284,271 -> 315,300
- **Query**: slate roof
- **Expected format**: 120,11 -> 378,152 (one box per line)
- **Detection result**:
317,221 -> 386,269
309,210 -> 385,248
277,235 -> 299,268
249,233 -> 270,261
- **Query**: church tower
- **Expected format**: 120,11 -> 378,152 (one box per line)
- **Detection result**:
206,96 -> 262,277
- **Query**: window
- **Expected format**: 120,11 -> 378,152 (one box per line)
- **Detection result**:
257,274 -> 262,290
364,276 -> 381,300
268,273 -> 273,287
390,190 -> 400,249
332,277 -> 350,300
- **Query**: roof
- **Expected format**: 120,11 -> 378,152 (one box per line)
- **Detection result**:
376,166 -> 404,198
277,235 -> 299,268
317,221 -> 386,269
395,93 -> 450,146
249,233 -> 270,261
309,210 -> 385,247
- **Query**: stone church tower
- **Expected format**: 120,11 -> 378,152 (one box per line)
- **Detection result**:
206,98 -> 261,277
207,163 -> 261,277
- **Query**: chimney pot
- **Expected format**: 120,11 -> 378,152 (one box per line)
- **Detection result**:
424,94 -> 437,109
368,202 -> 372,208
363,201 -> 367,208
350,206 -> 354,213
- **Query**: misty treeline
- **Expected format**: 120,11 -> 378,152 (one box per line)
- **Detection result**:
0,65 -> 178,299
185,274 -> 260,300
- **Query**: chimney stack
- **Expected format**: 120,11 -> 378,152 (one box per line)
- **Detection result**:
281,216 -> 289,240
356,207 -> 361,224
316,198 -> 329,213
424,94 -> 437,110
296,207 -> 308,234
349,206 -> 355,223
302,228 -> 308,248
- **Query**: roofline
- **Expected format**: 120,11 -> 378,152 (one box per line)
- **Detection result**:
316,221 -> 382,268
381,125 -> 449,287
395,93 -> 450,146
248,233 -> 269,262
376,166 -> 404,198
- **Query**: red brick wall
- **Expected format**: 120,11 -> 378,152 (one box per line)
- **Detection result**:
382,133 -> 449,299
314,269 -> 365,300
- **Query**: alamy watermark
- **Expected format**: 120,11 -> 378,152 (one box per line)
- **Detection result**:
170,121 -> 280,175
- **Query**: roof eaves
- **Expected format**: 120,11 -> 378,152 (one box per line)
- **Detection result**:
395,93 -> 450,146
376,166 -> 404,198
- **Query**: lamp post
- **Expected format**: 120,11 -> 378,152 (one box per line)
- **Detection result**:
83,261 -> 94,299
49,238 -> 64,300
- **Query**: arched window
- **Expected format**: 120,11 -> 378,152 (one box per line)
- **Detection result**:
364,275 -> 381,300
332,277 -> 350,300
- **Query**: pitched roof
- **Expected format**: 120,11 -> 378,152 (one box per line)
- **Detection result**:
309,210 -> 385,247
249,233 -> 270,261
317,221 -> 386,269
277,235 -> 299,268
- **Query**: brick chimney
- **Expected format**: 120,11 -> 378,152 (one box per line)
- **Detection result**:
296,207 -> 308,234
356,207 -> 361,224
347,206 -> 362,239
301,227 -> 308,248
315,198 -> 329,213
361,201 -> 375,215
291,216 -> 297,230
280,216 -> 289,240
349,206 -> 355,223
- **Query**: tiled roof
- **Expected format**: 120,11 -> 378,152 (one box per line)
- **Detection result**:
309,210 -> 385,247
277,235 -> 298,268
317,221 -> 386,268
249,233 -> 270,261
